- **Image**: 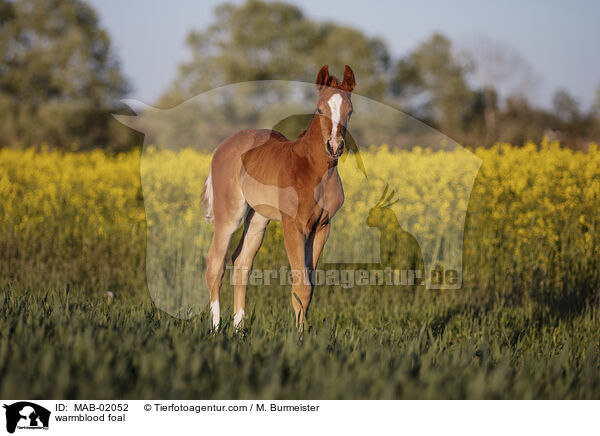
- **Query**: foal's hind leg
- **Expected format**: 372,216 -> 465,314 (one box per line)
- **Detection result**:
231,209 -> 269,328
206,201 -> 248,330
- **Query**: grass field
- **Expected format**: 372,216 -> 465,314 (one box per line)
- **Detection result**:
1,141 -> 599,399
1,290 -> 599,399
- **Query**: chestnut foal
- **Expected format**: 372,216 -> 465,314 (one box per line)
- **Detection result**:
203,65 -> 355,330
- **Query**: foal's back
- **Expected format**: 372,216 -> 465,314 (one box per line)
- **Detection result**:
208,127 -> 293,222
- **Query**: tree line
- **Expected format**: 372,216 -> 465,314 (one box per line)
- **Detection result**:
1,0 -> 599,151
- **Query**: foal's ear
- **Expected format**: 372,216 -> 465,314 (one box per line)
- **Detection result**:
341,65 -> 356,93
316,65 -> 330,90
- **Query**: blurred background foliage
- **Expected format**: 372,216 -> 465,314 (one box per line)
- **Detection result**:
1,0 -> 599,151
0,0 -> 131,150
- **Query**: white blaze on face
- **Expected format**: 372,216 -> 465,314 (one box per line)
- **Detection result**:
210,300 -> 220,330
327,93 -> 343,145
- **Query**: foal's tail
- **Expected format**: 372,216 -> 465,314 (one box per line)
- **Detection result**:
202,170 -> 214,223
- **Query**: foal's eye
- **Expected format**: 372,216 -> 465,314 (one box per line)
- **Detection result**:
317,108 -> 323,114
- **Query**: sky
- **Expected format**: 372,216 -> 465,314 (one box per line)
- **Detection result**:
88,0 -> 600,109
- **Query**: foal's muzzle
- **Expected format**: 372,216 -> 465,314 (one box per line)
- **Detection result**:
326,138 -> 345,159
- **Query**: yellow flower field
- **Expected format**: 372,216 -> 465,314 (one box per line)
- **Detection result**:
1,140 -> 599,308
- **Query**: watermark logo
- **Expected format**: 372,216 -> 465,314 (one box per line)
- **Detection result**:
115,80 -> 481,318
3,402 -> 50,433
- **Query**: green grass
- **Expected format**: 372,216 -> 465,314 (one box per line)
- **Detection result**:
1,285 -> 599,399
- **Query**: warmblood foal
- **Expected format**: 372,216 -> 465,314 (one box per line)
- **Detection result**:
203,65 -> 356,330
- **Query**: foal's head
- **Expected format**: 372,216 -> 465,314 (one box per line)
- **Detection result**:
314,65 -> 355,159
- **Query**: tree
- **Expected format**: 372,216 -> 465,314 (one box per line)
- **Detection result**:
158,0 -> 390,107
462,34 -> 539,146
391,33 -> 474,139
0,0 -> 129,149
498,96 -> 555,146
551,88 -> 597,147
553,89 -> 580,124
593,84 -> 600,118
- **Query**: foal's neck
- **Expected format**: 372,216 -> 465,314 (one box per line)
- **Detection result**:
297,112 -> 337,174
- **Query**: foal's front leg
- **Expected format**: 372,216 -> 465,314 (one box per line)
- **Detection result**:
282,217 -> 312,329
310,221 -> 330,271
